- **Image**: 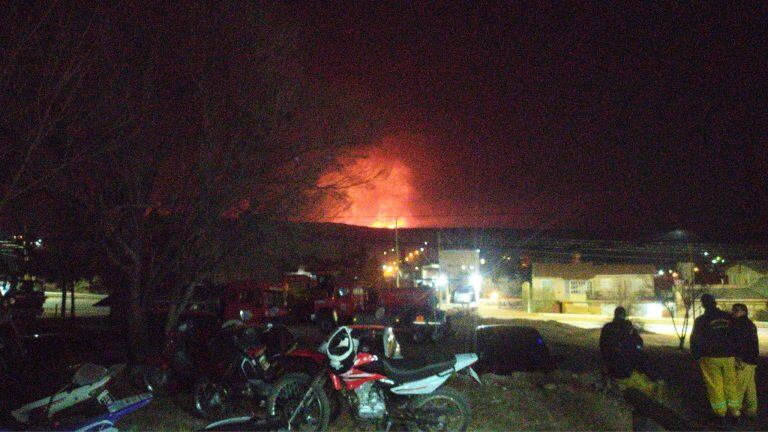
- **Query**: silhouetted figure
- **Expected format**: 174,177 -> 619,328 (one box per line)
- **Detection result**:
691,294 -> 739,420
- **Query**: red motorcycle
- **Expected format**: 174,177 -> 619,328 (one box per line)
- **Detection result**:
267,325 -> 480,431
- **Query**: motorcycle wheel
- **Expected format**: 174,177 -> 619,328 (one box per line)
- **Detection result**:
142,364 -> 172,395
407,386 -> 471,432
194,378 -> 235,420
266,373 -> 330,432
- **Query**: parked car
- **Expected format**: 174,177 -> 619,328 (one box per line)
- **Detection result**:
1,276 -> 45,318
473,325 -> 557,374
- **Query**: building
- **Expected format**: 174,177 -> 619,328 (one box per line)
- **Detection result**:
706,285 -> 768,319
438,249 -> 480,281
528,262 -> 656,315
725,261 -> 768,286
437,249 -> 481,304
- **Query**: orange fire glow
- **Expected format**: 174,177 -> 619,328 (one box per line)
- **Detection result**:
325,148 -> 415,229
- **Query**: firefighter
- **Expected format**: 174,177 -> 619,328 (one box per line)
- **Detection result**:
599,306 -> 665,400
731,303 -> 759,420
690,294 -> 740,420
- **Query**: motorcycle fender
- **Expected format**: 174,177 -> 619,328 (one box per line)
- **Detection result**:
330,373 -> 343,391
454,353 -> 479,371
389,371 -> 451,395
467,367 -> 482,385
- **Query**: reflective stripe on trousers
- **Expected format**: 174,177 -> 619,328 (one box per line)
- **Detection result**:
699,357 -> 741,417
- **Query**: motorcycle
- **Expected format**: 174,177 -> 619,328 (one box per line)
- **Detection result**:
3,363 -> 152,431
266,325 -> 480,432
1,297 -> 152,431
142,311 -> 222,395
193,314 -> 324,420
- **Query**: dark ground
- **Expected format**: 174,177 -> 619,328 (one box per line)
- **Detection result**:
8,315 -> 767,431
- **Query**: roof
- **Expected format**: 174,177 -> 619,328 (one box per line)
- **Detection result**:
707,286 -> 768,301
532,263 -> 656,280
726,261 -> 768,275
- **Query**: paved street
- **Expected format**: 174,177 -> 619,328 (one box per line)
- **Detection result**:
474,303 -> 768,352
42,291 -> 109,318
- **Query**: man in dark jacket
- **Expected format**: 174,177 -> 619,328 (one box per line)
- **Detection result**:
732,303 -> 759,419
690,294 -> 740,419
600,306 -> 664,400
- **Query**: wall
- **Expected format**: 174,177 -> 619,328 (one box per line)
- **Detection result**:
716,299 -> 768,319
530,277 -> 566,312
590,274 -> 654,299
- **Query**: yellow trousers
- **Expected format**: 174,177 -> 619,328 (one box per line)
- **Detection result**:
699,357 -> 741,417
736,362 -> 757,417
617,370 -> 666,402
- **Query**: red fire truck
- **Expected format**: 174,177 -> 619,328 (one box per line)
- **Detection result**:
311,283 -> 450,342
222,280 -> 289,323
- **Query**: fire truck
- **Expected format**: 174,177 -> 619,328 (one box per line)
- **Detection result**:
311,283 -> 450,342
221,280 -> 289,323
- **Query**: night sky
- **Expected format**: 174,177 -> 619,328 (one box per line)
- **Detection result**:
281,2 -> 767,239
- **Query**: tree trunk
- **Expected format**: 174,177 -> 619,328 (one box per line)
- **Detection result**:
677,310 -> 690,350
127,271 -> 147,362
163,282 -> 198,335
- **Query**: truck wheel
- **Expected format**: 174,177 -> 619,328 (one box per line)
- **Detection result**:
318,312 -> 336,333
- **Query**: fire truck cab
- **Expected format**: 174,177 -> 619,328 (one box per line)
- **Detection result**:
312,283 -> 450,342
223,280 -> 289,323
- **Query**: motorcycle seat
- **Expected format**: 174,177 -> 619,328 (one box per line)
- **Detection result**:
362,355 -> 455,383
72,363 -> 108,386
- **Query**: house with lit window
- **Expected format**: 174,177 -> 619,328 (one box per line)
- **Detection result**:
528,262 -> 656,314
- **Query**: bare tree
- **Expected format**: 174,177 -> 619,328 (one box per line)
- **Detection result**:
51,4 -> 372,356
614,280 -> 638,313
0,3 -> 104,218
658,279 -> 706,350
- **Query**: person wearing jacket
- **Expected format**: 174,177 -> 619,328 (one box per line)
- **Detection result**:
599,306 -> 665,400
731,303 -> 759,420
690,294 -> 740,419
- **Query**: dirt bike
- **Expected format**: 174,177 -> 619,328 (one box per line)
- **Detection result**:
1,296 -> 152,431
193,319 -> 324,420
266,325 -> 481,431
141,311 -> 223,395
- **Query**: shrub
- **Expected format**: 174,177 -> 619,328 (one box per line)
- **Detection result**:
753,308 -> 768,322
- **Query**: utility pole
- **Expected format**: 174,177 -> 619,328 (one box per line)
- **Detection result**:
437,230 -> 443,303
395,217 -> 400,288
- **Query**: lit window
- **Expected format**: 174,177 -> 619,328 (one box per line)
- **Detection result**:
567,280 -> 591,295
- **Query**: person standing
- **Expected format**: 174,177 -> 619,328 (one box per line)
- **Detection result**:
731,303 -> 759,420
600,306 -> 665,400
691,294 -> 740,420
